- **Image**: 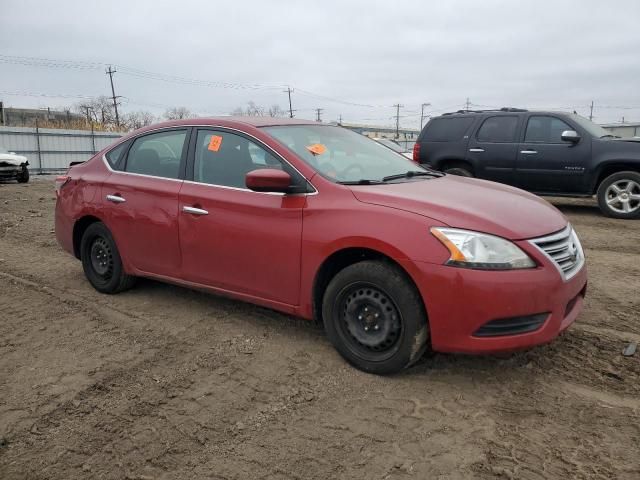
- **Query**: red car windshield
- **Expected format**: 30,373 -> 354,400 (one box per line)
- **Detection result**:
263,125 -> 427,183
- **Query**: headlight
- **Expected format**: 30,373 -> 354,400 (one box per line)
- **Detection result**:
431,227 -> 536,270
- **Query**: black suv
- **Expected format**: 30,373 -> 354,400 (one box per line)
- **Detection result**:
414,108 -> 640,219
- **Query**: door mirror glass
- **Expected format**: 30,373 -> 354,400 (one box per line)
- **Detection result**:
246,169 -> 292,193
561,130 -> 581,143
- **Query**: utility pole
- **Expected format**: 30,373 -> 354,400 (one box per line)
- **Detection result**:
465,97 -> 470,111
81,105 -> 92,126
315,108 -> 323,122
420,102 -> 431,130
338,114 -> 343,125
105,66 -> 121,128
393,103 -> 404,139
284,87 -> 294,118
589,100 -> 594,121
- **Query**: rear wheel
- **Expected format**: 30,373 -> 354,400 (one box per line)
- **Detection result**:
80,222 -> 136,293
443,164 -> 473,177
16,166 -> 29,183
597,171 -> 640,219
322,260 -> 428,375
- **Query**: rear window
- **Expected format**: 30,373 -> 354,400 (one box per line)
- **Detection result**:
422,117 -> 475,142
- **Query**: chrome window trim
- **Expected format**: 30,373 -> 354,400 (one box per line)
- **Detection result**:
101,124 -> 318,196
528,224 -> 585,281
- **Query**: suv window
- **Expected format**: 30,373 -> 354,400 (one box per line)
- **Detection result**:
194,130 -> 296,189
105,141 -> 128,170
476,116 -> 519,143
525,116 -> 573,143
125,130 -> 187,179
423,117 -> 474,142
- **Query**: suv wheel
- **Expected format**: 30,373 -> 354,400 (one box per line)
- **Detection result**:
443,165 -> 473,177
322,260 -> 428,375
80,222 -> 136,293
597,171 -> 640,219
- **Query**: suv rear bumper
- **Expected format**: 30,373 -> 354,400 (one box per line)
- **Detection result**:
405,260 -> 587,354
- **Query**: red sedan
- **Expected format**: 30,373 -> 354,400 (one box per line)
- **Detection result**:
55,117 -> 587,374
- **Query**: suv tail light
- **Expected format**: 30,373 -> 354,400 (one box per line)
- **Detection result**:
412,142 -> 421,163
55,175 -> 71,196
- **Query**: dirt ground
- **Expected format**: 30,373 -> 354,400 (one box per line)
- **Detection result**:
0,177 -> 638,480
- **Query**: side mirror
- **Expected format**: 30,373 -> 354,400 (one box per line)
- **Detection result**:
245,169 -> 292,193
561,130 -> 581,143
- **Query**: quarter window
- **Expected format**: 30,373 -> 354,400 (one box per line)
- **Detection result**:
125,130 -> 187,179
105,141 -> 128,170
525,116 -> 573,143
476,116 -> 519,143
194,130 -> 294,189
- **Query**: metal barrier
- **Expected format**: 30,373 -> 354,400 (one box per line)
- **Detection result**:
0,123 -> 124,173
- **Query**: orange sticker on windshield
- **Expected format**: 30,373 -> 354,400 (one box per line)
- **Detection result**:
208,135 -> 223,152
306,143 -> 327,156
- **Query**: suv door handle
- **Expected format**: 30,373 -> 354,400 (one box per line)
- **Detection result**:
469,148 -> 485,152
106,194 -> 126,203
520,150 -> 538,154
182,206 -> 209,216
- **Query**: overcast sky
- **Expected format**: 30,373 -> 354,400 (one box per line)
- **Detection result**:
1,0 -> 639,128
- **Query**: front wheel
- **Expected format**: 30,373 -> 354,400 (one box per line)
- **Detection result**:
322,260 -> 428,375
80,222 -> 136,294
16,166 -> 29,183
597,171 -> 640,219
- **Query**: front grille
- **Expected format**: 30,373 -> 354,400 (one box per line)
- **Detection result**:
529,225 -> 585,281
473,313 -> 548,337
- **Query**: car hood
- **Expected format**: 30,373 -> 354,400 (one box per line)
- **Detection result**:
349,175 -> 567,240
0,153 -> 28,166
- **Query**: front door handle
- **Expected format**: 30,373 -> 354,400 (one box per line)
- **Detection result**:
520,150 -> 538,154
182,206 -> 209,216
106,194 -> 126,203
469,148 -> 485,152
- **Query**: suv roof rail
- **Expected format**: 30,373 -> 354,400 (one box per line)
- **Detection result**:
442,107 -> 528,116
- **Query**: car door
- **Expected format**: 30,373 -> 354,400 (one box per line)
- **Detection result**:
101,128 -> 189,276
516,115 -> 591,193
465,115 -> 521,186
178,128 -> 305,306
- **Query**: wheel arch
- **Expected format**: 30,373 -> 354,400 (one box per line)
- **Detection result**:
72,215 -> 103,259
592,161 -> 640,194
438,158 -> 475,175
311,246 -> 425,327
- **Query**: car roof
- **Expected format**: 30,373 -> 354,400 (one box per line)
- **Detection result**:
136,116 -> 319,131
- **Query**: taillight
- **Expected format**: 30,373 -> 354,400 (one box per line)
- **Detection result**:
55,175 -> 71,196
412,142 -> 421,163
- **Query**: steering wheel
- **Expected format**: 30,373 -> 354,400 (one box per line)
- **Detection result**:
340,163 -> 365,180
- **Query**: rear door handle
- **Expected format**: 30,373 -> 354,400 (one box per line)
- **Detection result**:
520,150 -> 538,154
106,194 -> 126,203
182,206 -> 209,216
469,148 -> 484,152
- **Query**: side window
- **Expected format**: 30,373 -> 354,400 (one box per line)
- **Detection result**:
525,116 -> 573,143
194,130 -> 298,189
422,117 -> 475,142
125,130 -> 187,179
476,116 -> 519,143
105,141 -> 128,170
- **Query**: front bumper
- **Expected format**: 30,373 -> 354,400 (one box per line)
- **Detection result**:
0,165 -> 23,178
405,250 -> 587,354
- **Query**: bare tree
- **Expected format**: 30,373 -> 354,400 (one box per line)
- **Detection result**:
268,104 -> 286,117
231,101 -> 285,117
123,110 -> 157,130
164,106 -> 192,120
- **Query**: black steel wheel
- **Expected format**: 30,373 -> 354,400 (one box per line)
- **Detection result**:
80,222 -> 135,294
322,260 -> 428,374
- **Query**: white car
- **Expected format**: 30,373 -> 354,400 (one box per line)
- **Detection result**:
0,147 -> 29,183
371,137 -> 413,159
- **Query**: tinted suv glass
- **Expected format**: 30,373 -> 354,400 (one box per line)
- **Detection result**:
423,117 -> 474,142
125,130 -> 187,179
476,116 -> 519,143
525,116 -> 573,143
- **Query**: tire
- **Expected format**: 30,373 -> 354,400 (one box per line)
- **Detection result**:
16,167 -> 29,183
443,165 -> 473,177
322,260 -> 429,375
596,171 -> 640,219
80,222 -> 136,294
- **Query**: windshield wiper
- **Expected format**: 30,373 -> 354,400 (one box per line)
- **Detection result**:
382,170 -> 441,182
337,179 -> 385,185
